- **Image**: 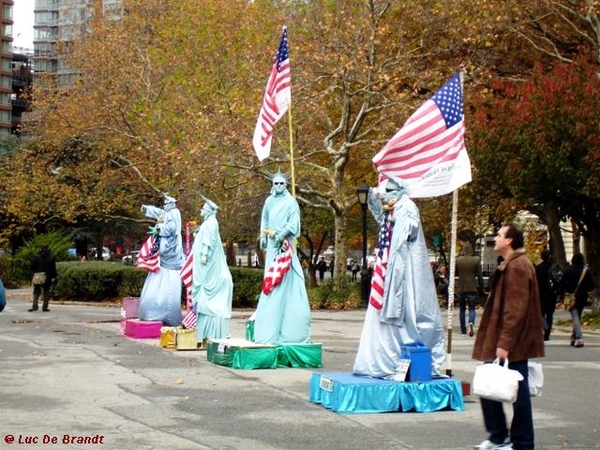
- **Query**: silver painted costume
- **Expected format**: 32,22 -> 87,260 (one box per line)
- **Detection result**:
353,177 -> 446,378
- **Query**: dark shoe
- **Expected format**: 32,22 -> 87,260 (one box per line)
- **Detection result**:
574,339 -> 584,348
468,322 -> 474,337
42,308 -> 50,312
28,307 -> 38,312
570,339 -> 575,347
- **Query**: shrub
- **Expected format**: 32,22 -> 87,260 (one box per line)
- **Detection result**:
230,266 -> 263,308
52,261 -> 146,302
51,262 -> 265,305
14,231 -> 76,263
308,276 -> 361,310
14,261 -> 362,311
0,256 -> 31,288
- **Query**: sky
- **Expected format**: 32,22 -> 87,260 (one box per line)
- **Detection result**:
13,0 -> 35,49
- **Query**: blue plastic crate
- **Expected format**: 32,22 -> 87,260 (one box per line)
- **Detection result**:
401,344 -> 432,381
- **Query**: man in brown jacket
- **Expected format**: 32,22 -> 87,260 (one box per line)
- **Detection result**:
472,223 -> 544,450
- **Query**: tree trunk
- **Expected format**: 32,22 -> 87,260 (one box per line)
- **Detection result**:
544,204 -> 567,269
226,240 -> 235,267
583,225 -> 600,314
333,209 -> 348,280
571,218 -> 581,255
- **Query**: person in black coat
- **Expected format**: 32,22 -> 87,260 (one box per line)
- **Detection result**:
562,252 -> 595,348
316,257 -> 327,283
535,249 -> 558,341
28,245 -> 57,312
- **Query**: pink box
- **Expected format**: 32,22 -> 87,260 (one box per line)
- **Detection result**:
124,319 -> 163,339
121,297 -> 140,319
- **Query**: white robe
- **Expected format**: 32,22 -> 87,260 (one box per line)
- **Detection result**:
353,191 -> 446,378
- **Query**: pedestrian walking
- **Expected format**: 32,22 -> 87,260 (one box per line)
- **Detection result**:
472,223 -> 544,450
28,244 -> 57,312
535,249 -> 560,341
562,252 -> 594,348
456,242 -> 484,337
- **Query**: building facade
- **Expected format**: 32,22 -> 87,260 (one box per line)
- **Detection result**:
1,0 -> 14,137
34,0 -> 122,86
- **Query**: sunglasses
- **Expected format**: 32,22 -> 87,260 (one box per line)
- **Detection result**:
273,182 -> 285,186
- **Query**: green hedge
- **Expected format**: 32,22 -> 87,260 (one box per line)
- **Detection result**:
13,261 -> 360,310
53,261 -> 146,302
50,262 -> 265,307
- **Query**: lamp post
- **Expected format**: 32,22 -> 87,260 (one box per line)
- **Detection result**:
357,183 -> 370,308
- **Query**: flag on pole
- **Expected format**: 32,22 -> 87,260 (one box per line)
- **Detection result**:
136,235 -> 161,272
373,72 -> 471,198
262,238 -> 293,295
252,27 -> 291,161
180,253 -> 196,329
180,253 -> 193,309
369,211 -> 392,309
181,308 -> 197,330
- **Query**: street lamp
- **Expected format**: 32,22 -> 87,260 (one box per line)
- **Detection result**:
357,183 -> 370,308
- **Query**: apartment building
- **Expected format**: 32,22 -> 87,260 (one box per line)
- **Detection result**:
0,0 -> 14,137
34,0 -> 122,85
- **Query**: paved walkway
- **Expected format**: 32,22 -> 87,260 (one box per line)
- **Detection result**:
1,290 -> 599,450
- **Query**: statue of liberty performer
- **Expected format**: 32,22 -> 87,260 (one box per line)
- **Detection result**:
253,171 -> 311,344
192,196 -> 233,343
353,176 -> 446,379
138,193 -> 185,326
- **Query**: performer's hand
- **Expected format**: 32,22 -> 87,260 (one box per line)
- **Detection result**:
200,255 -> 208,265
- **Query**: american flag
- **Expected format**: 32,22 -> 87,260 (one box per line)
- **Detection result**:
262,238 -> 293,295
181,308 -> 197,330
180,253 -> 193,309
373,72 -> 471,198
369,211 -> 392,309
136,235 -> 161,272
180,253 -> 197,329
252,27 -> 291,161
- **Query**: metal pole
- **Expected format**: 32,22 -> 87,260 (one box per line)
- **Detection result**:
445,189 -> 459,377
360,204 -> 369,307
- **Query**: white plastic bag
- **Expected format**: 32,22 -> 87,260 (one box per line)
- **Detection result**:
528,361 -> 544,397
472,358 -> 524,403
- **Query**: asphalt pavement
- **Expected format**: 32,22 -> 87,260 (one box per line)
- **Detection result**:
1,289 -> 598,450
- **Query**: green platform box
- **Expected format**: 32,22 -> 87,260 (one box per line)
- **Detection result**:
206,338 -> 277,370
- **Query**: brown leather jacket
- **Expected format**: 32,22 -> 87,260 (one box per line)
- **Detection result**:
472,249 -> 545,362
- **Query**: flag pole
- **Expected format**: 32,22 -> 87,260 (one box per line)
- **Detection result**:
445,69 -> 465,377
445,189 -> 459,377
287,102 -> 296,198
287,100 -> 298,253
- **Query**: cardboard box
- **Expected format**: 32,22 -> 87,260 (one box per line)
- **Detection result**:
175,328 -> 198,350
159,327 -> 177,348
123,319 -> 162,339
121,297 -> 140,319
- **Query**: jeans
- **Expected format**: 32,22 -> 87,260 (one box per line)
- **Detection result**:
480,359 -> 534,450
570,305 -> 584,340
458,292 -> 476,334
